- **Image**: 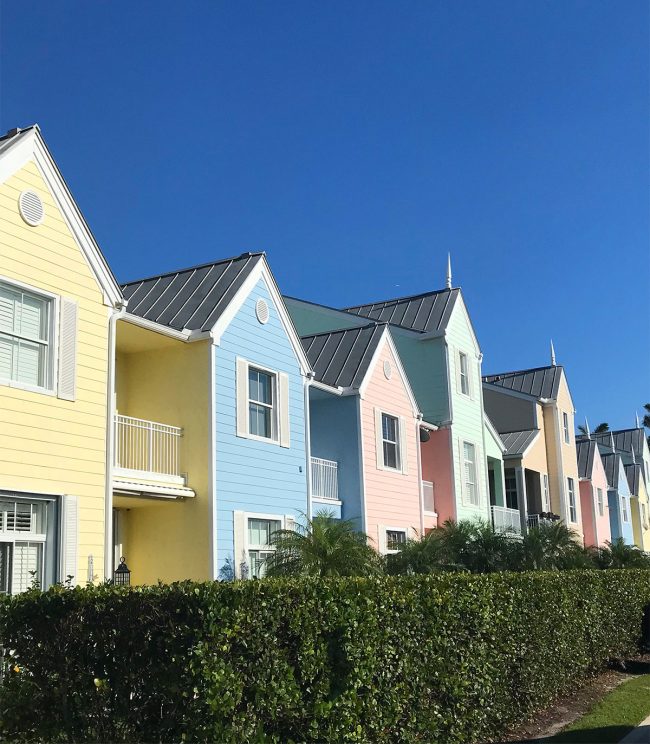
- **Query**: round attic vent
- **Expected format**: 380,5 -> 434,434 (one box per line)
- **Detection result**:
255,298 -> 270,324
383,360 -> 392,379
18,190 -> 44,226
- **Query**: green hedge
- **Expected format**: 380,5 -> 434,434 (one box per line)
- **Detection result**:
1,571 -> 649,742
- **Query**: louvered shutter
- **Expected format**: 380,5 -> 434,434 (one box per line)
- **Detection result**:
375,408 -> 383,469
285,515 -> 296,532
399,417 -> 409,475
60,495 -> 78,584
236,358 -> 248,438
57,298 -> 78,401
279,372 -> 290,448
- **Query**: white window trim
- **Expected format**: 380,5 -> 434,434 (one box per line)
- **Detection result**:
562,411 -> 571,445
242,511 -> 290,579
237,358 -> 290,447
567,477 -> 577,523
382,525 -> 408,555
380,412 -> 401,471
461,439 -> 480,507
458,350 -> 471,398
0,275 -> 59,396
422,480 -> 436,516
596,487 -> 604,518
247,363 -> 278,442
621,496 -> 629,524
542,473 -> 550,512
0,496 -> 50,595
375,409 -> 408,475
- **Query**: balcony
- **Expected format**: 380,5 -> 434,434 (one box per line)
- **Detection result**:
310,457 -> 339,502
527,514 -> 556,530
491,505 -> 521,535
114,414 -> 183,484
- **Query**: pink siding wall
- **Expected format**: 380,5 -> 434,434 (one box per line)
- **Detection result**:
585,450 -> 611,547
421,428 -> 455,524
361,340 -> 422,550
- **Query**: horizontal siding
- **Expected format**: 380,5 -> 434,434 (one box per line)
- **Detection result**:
215,277 -> 307,574
0,161 -> 110,581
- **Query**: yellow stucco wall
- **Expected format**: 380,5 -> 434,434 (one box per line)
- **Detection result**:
0,160 -> 111,580
114,326 -> 211,583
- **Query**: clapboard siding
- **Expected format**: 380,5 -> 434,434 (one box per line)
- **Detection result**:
0,161 -> 111,581
215,277 -> 307,574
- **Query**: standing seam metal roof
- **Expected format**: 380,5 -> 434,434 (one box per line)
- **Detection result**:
624,463 -> 642,496
483,365 -> 563,400
499,429 -> 539,457
121,253 -> 264,332
343,288 -> 460,333
576,440 -> 596,479
301,324 -> 386,389
601,453 -> 622,490
583,428 -> 645,457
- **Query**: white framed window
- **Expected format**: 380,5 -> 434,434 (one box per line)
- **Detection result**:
463,441 -> 479,506
562,412 -> 570,444
247,516 -> 282,578
505,470 -> 518,510
621,497 -> 629,524
597,487 -> 604,517
423,480 -> 435,514
0,499 -> 48,595
458,351 -> 471,396
236,358 -> 290,447
384,528 -> 407,554
542,473 -> 550,512
567,477 -> 577,522
0,281 -> 54,391
382,413 -> 401,470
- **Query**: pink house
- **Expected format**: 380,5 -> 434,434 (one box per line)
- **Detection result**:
576,439 -> 611,547
303,323 -> 435,554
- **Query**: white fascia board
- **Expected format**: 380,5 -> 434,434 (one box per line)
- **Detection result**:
122,313 -> 191,341
357,326 -> 388,400
210,258 -> 312,377
420,420 -> 439,431
308,379 -> 344,396
484,414 -> 507,453
0,127 -> 124,308
519,430 -> 541,458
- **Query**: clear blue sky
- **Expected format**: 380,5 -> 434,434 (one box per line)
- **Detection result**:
1,1 -> 648,430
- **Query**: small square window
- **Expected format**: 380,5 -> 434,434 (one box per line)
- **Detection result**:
386,529 -> 407,552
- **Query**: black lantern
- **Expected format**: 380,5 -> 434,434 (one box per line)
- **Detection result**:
114,557 -> 131,586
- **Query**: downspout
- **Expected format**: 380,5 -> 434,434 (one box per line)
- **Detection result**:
304,373 -> 314,519
104,304 -> 124,582
416,415 -> 424,535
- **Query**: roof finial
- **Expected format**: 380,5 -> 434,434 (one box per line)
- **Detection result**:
636,411 -> 641,429
609,430 -> 616,452
446,253 -> 452,289
550,339 -> 556,366
584,417 -> 591,439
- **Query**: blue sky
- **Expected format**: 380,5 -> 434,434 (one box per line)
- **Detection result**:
1,1 -> 648,430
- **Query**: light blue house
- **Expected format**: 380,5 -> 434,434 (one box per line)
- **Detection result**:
601,452 -> 634,545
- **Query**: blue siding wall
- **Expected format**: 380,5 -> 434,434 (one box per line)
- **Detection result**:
309,393 -> 362,524
215,277 -> 308,573
608,470 -> 634,545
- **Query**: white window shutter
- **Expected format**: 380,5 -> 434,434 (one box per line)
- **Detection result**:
399,417 -> 409,475
378,524 -> 387,554
233,510 -> 246,578
279,372 -> 290,448
458,437 -> 467,505
60,494 -> 78,584
57,298 -> 78,401
236,358 -> 248,438
375,408 -> 383,469
285,514 -> 296,532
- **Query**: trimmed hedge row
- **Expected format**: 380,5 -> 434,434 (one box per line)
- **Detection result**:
1,571 -> 650,742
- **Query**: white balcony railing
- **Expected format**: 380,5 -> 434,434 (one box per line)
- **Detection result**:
491,505 -> 521,534
310,457 -> 339,501
527,514 -> 554,530
114,414 -> 182,479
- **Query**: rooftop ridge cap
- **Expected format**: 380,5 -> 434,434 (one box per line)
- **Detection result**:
342,286 -> 457,311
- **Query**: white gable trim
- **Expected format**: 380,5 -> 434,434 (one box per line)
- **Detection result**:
0,127 -> 123,308
483,414 -> 507,454
209,257 -> 312,376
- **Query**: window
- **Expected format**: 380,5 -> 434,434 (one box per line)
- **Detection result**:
567,477 -> 577,522
562,412 -> 570,444
0,499 -> 48,595
505,470 -> 518,510
247,517 -> 281,578
386,529 -> 407,552
458,351 -> 470,396
0,282 -> 52,390
621,497 -> 629,524
463,442 -> 479,506
542,474 -> 550,512
423,481 -> 435,513
248,367 -> 275,440
597,488 -> 604,517
381,413 -> 401,470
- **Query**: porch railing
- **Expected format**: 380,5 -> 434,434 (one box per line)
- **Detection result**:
491,505 -> 521,534
527,514 -> 554,530
310,457 -> 339,501
114,414 -> 182,478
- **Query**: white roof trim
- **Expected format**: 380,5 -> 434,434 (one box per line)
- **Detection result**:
0,127 -> 123,308
113,478 -> 196,499
484,414 -> 507,453
122,312 -> 192,341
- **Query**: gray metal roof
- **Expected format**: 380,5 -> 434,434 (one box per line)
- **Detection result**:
483,365 -> 563,400
122,253 -> 264,332
601,453 -> 622,490
343,288 -> 460,333
582,428 -> 646,458
500,429 -> 539,458
625,463 -> 642,496
301,323 -> 386,389
576,439 -> 596,479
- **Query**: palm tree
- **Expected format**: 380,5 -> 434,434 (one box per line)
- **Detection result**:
521,521 -> 582,570
264,510 -> 382,577
593,538 -> 650,569
578,422 -> 609,435
431,519 -> 517,573
384,529 -> 450,575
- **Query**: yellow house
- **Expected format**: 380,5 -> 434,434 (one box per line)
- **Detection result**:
625,462 -> 650,551
0,125 -> 123,593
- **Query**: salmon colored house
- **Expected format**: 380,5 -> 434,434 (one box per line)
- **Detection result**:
576,437 -> 610,547
302,323 -> 434,553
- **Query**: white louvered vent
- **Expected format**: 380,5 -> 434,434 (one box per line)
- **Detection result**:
18,191 -> 44,226
255,298 -> 270,324
383,360 -> 392,379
